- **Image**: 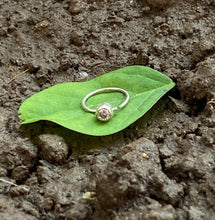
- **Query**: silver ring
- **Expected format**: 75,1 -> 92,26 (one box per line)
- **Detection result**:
82,87 -> 129,121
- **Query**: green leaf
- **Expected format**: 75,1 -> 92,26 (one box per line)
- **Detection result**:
18,65 -> 175,136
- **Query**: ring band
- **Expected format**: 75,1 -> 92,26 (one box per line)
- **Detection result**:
82,87 -> 129,121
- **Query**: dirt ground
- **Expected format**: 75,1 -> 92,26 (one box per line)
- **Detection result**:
0,0 -> 215,219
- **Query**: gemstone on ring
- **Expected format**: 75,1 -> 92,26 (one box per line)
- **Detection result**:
81,87 -> 129,122
96,102 -> 113,121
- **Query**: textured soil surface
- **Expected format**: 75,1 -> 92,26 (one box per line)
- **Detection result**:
0,0 -> 215,219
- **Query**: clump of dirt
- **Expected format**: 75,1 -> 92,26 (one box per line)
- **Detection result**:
0,0 -> 215,219
37,134 -> 69,164
177,54 -> 215,114
94,138 -> 183,219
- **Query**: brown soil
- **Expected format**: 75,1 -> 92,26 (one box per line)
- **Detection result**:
0,0 -> 215,219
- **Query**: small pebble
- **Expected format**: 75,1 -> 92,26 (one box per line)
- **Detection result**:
142,153 -> 149,159
35,20 -> 49,30
75,71 -> 89,81
82,192 -> 96,200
